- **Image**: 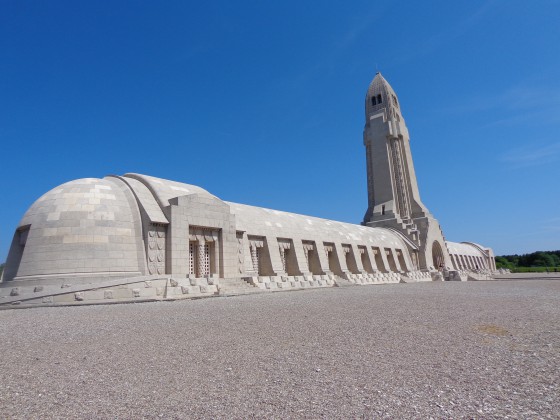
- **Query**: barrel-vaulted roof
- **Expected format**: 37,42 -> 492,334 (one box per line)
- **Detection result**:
228,201 -> 409,249
123,173 -> 215,208
446,241 -> 486,257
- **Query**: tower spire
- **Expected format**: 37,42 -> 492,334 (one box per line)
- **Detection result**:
362,73 -> 451,270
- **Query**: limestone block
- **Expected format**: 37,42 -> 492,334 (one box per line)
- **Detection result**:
188,277 -> 210,287
54,293 -> 75,303
84,290 -> 105,300
166,287 -> 182,297
448,271 -> 461,281
431,272 -> 443,281
74,292 -> 84,301
248,276 -> 259,285
182,285 -> 201,294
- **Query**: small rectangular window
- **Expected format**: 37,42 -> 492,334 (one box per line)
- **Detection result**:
371,96 -> 377,106
377,94 -> 382,104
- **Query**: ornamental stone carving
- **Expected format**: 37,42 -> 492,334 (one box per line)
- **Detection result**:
148,224 -> 166,275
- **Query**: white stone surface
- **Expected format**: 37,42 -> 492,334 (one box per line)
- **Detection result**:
1,73 -> 495,306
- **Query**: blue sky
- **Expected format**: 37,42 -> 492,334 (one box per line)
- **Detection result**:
1,0 -> 559,260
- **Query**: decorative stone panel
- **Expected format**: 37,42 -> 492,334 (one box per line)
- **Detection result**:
148,224 -> 166,275
236,232 -> 245,274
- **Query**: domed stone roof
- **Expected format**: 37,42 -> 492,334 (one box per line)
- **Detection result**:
4,177 -> 144,283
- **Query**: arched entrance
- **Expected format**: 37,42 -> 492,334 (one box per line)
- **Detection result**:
432,241 -> 445,269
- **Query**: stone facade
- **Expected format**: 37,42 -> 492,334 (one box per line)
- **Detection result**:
0,73 -> 495,307
362,73 -> 495,272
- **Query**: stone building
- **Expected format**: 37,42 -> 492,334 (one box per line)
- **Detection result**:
0,73 -> 495,307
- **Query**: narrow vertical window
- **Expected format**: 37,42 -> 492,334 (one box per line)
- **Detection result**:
382,204 -> 385,215
377,94 -> 382,104
371,96 -> 377,106
189,242 -> 196,275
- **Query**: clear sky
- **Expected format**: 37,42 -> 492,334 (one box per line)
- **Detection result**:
1,0 -> 559,260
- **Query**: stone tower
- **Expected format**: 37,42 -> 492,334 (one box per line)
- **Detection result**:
362,72 -> 452,271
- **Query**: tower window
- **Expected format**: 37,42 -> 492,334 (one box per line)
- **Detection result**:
377,94 -> 382,104
371,96 -> 377,106
392,94 -> 399,108
382,205 -> 385,215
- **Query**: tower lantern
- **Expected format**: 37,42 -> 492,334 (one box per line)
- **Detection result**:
362,72 -> 451,270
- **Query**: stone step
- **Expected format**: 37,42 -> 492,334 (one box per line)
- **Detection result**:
219,287 -> 263,294
333,277 -> 355,287
217,286 -> 263,296
220,279 -> 255,287
217,277 -> 263,296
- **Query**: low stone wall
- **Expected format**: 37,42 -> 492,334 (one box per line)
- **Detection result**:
346,272 -> 402,284
246,274 -> 336,290
1,269 -> 510,309
0,275 -> 221,309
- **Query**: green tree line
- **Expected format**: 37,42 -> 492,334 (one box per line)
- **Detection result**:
496,250 -> 560,272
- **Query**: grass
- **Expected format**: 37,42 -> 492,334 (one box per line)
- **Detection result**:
511,266 -> 560,273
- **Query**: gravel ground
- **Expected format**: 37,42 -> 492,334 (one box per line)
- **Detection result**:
1,280 -> 559,419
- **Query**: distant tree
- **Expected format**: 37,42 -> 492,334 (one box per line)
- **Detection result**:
495,256 -> 515,270
496,250 -> 560,269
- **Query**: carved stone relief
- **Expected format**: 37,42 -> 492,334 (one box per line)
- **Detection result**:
148,224 -> 166,275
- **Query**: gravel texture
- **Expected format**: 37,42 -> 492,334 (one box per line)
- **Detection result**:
1,280 -> 559,419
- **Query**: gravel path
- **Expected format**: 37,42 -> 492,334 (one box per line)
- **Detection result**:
1,280 -> 559,419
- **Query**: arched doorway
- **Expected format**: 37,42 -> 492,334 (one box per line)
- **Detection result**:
432,241 -> 445,269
